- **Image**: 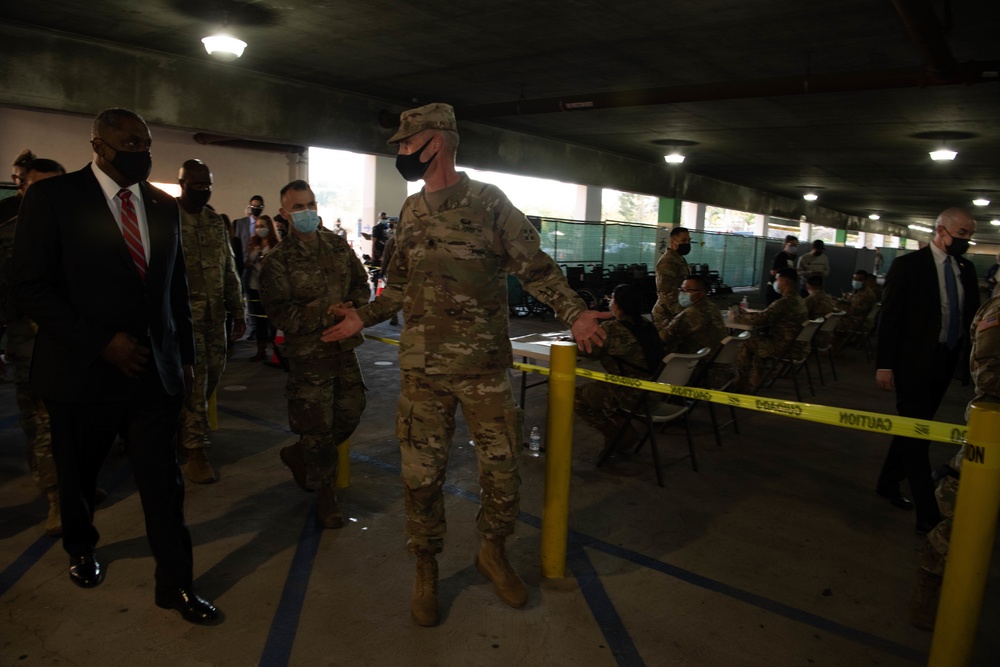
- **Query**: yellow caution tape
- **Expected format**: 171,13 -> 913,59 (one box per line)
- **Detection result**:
369,337 -> 966,444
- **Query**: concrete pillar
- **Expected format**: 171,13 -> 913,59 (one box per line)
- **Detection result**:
752,213 -> 765,237
656,197 -> 683,255
289,152 -> 308,182
576,185 -> 603,221
834,229 -> 847,244
800,221 -> 812,241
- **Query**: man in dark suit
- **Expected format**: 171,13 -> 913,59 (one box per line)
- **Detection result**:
875,207 -> 979,535
233,194 -> 264,336
10,108 -> 221,625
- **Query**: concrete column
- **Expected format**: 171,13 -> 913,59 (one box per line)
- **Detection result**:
575,184 -> 603,221
752,213 -> 765,237
288,152 -> 308,182
800,221 -> 812,241
656,197 -> 683,254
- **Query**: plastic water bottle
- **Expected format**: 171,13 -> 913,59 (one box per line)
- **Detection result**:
528,427 -> 541,457
740,296 -> 749,310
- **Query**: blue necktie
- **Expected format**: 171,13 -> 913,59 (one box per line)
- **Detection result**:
943,257 -> 960,350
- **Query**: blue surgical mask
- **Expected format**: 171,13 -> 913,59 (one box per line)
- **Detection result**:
290,208 -> 320,234
851,280 -> 863,290
678,292 -> 693,308
772,282 -> 781,294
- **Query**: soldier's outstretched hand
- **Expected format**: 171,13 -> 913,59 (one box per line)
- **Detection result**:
571,309 -> 614,354
322,302 -> 363,342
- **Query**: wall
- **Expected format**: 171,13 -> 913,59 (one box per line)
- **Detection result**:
0,107 -> 292,222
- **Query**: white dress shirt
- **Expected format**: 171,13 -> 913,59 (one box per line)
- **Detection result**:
91,162 -> 150,263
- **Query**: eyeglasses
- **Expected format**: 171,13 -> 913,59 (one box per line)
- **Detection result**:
679,287 -> 704,293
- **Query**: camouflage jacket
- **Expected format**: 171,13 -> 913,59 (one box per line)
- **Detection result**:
260,228 -> 370,359
179,206 -> 243,329
804,290 -> 838,320
580,317 -> 655,379
653,249 -> 689,319
733,293 -> 809,349
839,286 -> 876,322
660,295 -> 726,355
357,173 -> 585,374
970,295 -> 1000,405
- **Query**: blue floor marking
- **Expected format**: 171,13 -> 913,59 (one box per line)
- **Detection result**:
0,462 -> 133,598
258,505 -> 323,667
0,404 -> 918,665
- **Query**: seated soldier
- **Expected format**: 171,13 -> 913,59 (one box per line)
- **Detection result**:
731,267 -> 808,391
804,275 -> 839,348
574,283 -> 663,458
835,269 -> 877,340
865,271 -> 884,302
658,274 -> 726,355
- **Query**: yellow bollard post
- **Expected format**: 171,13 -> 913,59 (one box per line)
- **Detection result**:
928,402 -> 1000,666
541,342 -> 577,579
336,438 -> 350,489
207,391 -> 218,431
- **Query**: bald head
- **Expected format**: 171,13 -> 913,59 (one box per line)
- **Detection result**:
177,158 -> 213,213
932,207 -> 975,255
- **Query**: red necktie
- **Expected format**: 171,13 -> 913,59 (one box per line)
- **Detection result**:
117,189 -> 147,281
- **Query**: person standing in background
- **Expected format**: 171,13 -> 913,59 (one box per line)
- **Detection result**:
650,226 -> 691,328
246,214 -> 279,361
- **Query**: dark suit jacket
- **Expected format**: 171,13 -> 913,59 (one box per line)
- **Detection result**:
876,245 -> 979,383
10,164 -> 195,402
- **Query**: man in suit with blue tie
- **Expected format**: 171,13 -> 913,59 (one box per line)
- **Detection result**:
10,108 -> 221,625
875,208 -> 979,535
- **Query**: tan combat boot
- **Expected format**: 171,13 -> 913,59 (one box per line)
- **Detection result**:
185,448 -> 217,484
475,538 -> 528,608
907,541 -> 944,631
316,483 -> 344,529
411,552 -> 439,626
45,489 -> 62,537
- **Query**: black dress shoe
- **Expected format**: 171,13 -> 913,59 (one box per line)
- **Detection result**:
69,553 -> 105,588
876,488 -> 913,511
155,588 -> 222,625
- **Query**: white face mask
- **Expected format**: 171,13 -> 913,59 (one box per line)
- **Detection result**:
773,281 -> 782,294
257,228 -> 270,238
678,292 -> 693,308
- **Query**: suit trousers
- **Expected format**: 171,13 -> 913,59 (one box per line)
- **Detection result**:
47,369 -> 193,589
877,342 -> 961,524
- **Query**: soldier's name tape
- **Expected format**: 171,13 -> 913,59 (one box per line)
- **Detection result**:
361,334 -> 968,446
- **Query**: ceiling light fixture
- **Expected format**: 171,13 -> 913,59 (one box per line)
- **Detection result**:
663,153 -> 685,164
868,213 -> 880,220
991,219 -> 1000,226
803,193 -> 818,202
972,198 -> 990,207
929,149 -> 958,161
908,224 -> 934,233
202,34 -> 247,61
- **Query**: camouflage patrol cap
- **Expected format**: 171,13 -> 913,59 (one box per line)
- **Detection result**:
387,103 -> 457,144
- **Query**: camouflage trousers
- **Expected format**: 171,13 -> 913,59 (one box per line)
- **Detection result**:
398,370 -> 523,555
180,326 -> 229,449
735,338 -> 804,386
7,318 -> 56,492
924,448 -> 963,576
574,380 -> 641,432
287,351 -> 366,489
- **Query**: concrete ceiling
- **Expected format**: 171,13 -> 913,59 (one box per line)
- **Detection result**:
3,0 -> 999,241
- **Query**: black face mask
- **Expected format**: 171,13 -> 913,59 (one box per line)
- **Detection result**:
277,226 -> 288,239
395,138 -> 437,182
251,206 -> 264,217
185,188 -> 211,210
943,228 -> 970,256
814,249 -> 824,256
110,147 -> 152,184
676,242 -> 692,256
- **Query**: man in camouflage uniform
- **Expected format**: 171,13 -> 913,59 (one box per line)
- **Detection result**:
651,226 -> 692,329
260,179 -> 370,530
803,275 -> 839,348
659,274 -> 726,355
575,283 -> 660,454
731,267 -> 809,390
322,103 -> 610,627
176,160 -> 245,484
835,269 -> 877,336
0,158 -> 65,534
908,294 -> 1000,630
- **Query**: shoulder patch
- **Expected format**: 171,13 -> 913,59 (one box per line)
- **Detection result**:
978,314 -> 999,332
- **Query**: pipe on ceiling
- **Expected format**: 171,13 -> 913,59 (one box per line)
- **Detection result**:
456,60 -> 998,121
890,0 -> 957,78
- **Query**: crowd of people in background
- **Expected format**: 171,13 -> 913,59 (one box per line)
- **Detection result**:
2,103 -> 998,636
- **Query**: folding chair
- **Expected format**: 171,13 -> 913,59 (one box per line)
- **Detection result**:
842,302 -> 881,361
811,311 -> 845,385
690,332 -> 750,447
754,318 -> 824,401
597,347 -> 711,487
